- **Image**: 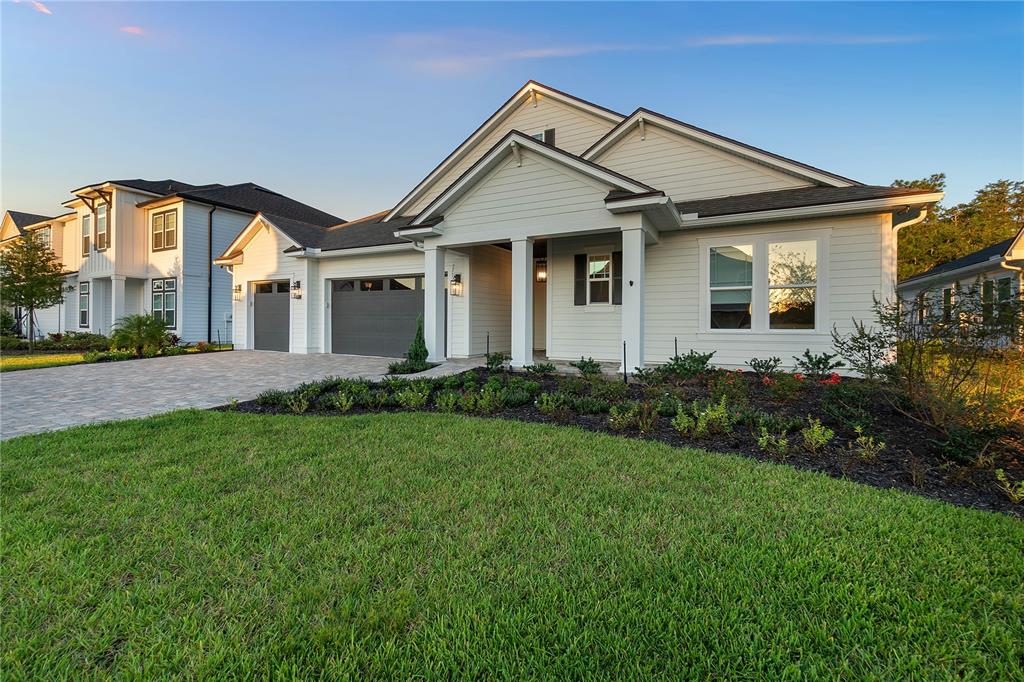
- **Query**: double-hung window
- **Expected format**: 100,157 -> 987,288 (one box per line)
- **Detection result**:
588,254 -> 612,304
82,215 -> 91,256
704,234 -> 824,332
152,278 -> 176,328
95,204 -> 108,251
38,226 -> 52,250
79,282 -> 90,327
152,210 -> 177,251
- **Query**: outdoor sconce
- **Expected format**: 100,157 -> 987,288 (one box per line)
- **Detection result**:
291,280 -> 302,299
232,284 -> 243,302
535,258 -> 547,283
449,273 -> 463,296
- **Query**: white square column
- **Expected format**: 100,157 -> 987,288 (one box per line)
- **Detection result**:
424,245 -> 447,362
510,238 -> 534,368
111,275 -> 126,329
620,226 -> 645,373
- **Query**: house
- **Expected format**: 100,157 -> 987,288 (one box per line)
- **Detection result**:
897,228 -> 1023,345
2,181 -> 340,343
204,79 -> 937,370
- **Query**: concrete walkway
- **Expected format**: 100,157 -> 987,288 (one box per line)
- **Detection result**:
0,351 -> 475,440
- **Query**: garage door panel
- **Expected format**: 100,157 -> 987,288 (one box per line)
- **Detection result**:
332,277 -> 424,357
254,281 -> 289,352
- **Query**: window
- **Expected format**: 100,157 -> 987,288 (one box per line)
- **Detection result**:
916,293 -> 927,325
588,254 -> 611,304
82,215 -> 91,256
709,245 -> 753,329
983,279 -> 995,323
95,204 -> 108,251
768,240 -> 817,330
79,282 -> 89,327
332,280 -> 355,292
37,226 -> 52,250
389,277 -> 417,291
360,279 -> 384,292
531,129 -> 555,145
152,210 -> 177,251
942,287 -> 953,323
152,278 -> 176,328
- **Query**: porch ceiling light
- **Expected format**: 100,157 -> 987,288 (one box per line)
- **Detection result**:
535,258 -> 547,283
291,280 -> 302,299
449,273 -> 463,296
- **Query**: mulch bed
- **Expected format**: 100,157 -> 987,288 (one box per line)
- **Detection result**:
225,369 -> 1024,518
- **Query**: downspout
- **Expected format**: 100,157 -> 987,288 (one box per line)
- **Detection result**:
207,206 -> 217,342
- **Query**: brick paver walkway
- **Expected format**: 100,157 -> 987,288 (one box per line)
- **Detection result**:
0,351 -> 474,440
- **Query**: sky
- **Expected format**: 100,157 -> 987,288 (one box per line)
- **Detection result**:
2,1 -> 1022,220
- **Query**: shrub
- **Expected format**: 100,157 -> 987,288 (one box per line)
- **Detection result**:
389,359 -> 429,375
831,317 -> 891,381
801,417 -> 835,454
524,362 -> 556,376
708,369 -> 748,409
507,377 -> 541,396
193,341 -> 212,353
0,336 -> 23,351
607,402 -> 638,431
560,377 -> 589,396
767,373 -> 805,402
163,346 -> 187,357
693,397 -> 734,438
406,314 -> 429,366
462,375 -> 478,393
631,367 -> 663,386
821,381 -> 876,432
671,409 -> 696,436
434,390 -> 460,412
570,356 -> 602,377
635,402 -> 659,433
366,390 -> 393,409
994,469 -> 1024,505
752,411 -> 804,436
590,378 -> 628,402
83,350 -> 134,364
0,309 -> 15,335
477,388 -> 507,413
485,352 -> 510,372
458,392 -> 478,413
501,387 -> 534,407
792,349 -> 845,380
111,313 -> 170,357
256,389 -> 289,407
661,350 -> 715,380
395,384 -> 430,409
537,392 -> 572,414
285,393 -> 310,414
329,392 -> 355,413
655,395 -> 682,417
851,426 -> 886,461
757,428 -> 790,458
572,396 -> 610,414
747,356 -> 781,381
443,374 -> 464,390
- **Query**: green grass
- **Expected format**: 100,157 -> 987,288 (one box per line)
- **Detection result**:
0,352 -> 86,372
3,412 -> 1021,679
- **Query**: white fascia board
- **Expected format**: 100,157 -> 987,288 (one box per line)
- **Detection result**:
605,195 -> 682,230
678,193 -> 945,230
384,83 -> 624,222
897,258 -> 1007,291
293,243 -> 417,259
395,226 -> 442,238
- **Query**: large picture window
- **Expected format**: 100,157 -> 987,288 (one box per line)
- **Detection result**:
588,254 -> 611,304
79,282 -> 89,328
81,215 -> 91,256
95,204 -> 109,251
152,278 -> 177,328
709,245 -> 753,329
152,210 -> 177,251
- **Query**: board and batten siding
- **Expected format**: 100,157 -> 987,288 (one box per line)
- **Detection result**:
405,95 -> 617,216
594,124 -> 811,201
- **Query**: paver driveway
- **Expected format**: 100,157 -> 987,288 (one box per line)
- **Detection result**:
0,350 -> 430,439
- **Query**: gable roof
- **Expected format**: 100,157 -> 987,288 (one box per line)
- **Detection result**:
139,183 -> 343,227
409,129 -> 656,227
384,80 -> 626,221
899,227 -> 1023,285
583,108 -> 860,188
6,211 -> 54,229
71,179 -> 222,196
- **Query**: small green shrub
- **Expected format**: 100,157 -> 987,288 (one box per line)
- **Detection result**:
655,395 -> 682,417
708,370 -> 748,409
572,396 -> 611,414
395,386 -> 430,409
507,377 -> 541,396
757,428 -> 790,457
766,373 -> 805,402
635,402 -> 659,433
590,378 -> 628,402
821,380 -> 876,432
747,356 -> 781,381
329,392 -> 355,413
792,349 -> 844,380
485,352 -> 510,371
753,411 -> 804,436
458,392 -> 478,413
285,393 -> 310,414
163,346 -> 187,357
661,350 -> 715,380
570,356 -> 602,377
502,387 -> 534,407
995,469 -> 1024,504
537,392 -> 572,414
693,397 -> 734,438
560,377 -> 589,396
477,388 -> 507,413
406,314 -> 429,366
256,389 -> 289,407
442,374 -> 463,390
671,409 -> 696,436
607,402 -> 638,431
388,359 -> 431,375
367,390 -> 393,409
484,375 -> 504,392
801,417 -> 835,454
631,367 -> 663,386
111,313 -> 170,357
851,426 -> 886,461
524,362 -> 556,376
434,390 -> 460,412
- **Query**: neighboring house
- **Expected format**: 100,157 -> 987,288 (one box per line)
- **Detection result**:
216,80 -> 943,370
2,181 -> 340,342
897,228 -> 1024,346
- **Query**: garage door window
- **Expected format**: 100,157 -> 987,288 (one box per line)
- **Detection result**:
360,279 -> 384,292
333,278 -> 421,293
390,277 -> 417,291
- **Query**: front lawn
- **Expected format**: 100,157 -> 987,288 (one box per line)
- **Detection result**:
0,352 -> 85,372
3,411 -> 1021,678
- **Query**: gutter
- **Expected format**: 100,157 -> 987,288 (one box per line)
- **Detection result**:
677,193 -> 944,229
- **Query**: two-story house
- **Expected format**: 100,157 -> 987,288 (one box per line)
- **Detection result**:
2,180 -> 341,343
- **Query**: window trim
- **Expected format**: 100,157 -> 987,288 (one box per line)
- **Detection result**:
78,282 -> 90,328
81,214 -> 91,257
95,204 -> 109,251
698,229 -> 830,334
151,277 -> 177,328
152,209 -> 178,252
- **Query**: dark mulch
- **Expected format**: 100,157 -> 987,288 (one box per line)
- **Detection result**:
225,369 -> 1023,518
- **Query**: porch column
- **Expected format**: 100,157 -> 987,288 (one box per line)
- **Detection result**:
620,226 -> 645,373
511,238 -> 534,368
424,245 -> 447,362
111,275 -> 126,329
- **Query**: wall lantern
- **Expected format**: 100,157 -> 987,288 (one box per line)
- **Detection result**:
535,258 -> 548,283
232,284 -> 243,301
291,280 -> 302,299
449,273 -> 464,297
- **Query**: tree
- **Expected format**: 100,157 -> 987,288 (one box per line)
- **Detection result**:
894,175 -> 1023,281
0,231 -> 69,351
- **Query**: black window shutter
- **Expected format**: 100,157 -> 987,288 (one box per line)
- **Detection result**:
612,251 -> 623,305
544,128 -> 556,146
574,254 -> 586,306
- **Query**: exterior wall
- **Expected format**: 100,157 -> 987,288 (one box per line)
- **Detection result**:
112,188 -> 154,277
445,252 -> 469,358
469,245 -> 512,355
898,264 -> 1022,314
406,94 -> 617,215
594,124 -> 811,201
181,204 -> 250,343
228,223 -> 303,351
533,275 -> 546,349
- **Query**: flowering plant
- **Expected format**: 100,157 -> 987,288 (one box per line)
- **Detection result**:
820,372 -> 842,385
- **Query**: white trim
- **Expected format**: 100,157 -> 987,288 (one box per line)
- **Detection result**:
294,242 -> 417,259
385,82 -> 624,221
585,111 -> 856,187
680,193 -> 945,229
215,213 -> 301,264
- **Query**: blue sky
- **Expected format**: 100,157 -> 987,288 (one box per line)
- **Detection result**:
2,1 -> 1021,220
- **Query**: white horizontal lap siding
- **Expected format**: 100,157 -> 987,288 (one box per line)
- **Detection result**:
645,214 -> 887,370
596,125 -> 810,201
548,234 -> 623,362
407,96 -> 616,215
230,224 -> 304,350
182,206 -> 251,343
440,152 -> 618,245
469,246 -> 511,355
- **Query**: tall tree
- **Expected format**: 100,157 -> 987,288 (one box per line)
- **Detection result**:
0,231 -> 70,351
894,175 -> 1023,281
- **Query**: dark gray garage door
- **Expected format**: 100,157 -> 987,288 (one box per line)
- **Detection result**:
253,281 -> 290,352
331,276 -> 424,357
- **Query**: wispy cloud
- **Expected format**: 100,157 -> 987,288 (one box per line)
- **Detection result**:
28,1 -> 53,15
687,34 -> 930,47
120,26 -> 145,36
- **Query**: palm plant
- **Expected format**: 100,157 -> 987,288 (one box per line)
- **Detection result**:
111,313 -> 170,357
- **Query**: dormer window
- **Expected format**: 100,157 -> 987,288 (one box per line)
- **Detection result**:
95,204 -> 108,251
532,128 -> 556,145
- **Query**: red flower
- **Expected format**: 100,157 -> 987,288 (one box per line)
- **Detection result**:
793,373 -> 805,381
820,372 -> 841,385
761,376 -> 776,386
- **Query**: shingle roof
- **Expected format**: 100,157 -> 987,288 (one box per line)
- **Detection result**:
175,183 -> 342,227
70,179 -> 221,196
6,211 -> 54,229
900,236 -> 1017,285
675,185 -> 938,218
277,211 -> 415,253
